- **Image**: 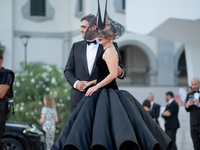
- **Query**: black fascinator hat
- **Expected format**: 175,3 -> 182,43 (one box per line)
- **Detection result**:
84,0 -> 125,40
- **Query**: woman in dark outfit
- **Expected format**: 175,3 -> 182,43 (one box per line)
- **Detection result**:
143,99 -> 156,121
51,0 -> 172,150
0,47 -> 15,150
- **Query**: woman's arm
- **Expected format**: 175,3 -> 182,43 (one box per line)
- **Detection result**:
83,79 -> 97,90
85,47 -> 118,96
39,114 -> 46,124
54,113 -> 58,123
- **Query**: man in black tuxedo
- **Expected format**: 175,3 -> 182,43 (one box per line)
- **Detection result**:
162,91 -> 180,150
185,77 -> 200,150
147,93 -> 161,124
64,14 -> 126,112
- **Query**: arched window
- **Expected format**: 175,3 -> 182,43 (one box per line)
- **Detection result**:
75,0 -> 84,18
22,0 -> 54,21
31,0 -> 45,16
177,50 -> 188,86
178,51 -> 187,76
115,0 -> 125,13
122,0 -> 125,10
78,0 -> 83,12
118,45 -> 150,85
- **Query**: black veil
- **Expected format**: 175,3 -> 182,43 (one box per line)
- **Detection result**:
84,0 -> 125,40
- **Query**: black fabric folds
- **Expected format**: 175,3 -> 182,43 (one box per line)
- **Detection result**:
52,89 -> 172,150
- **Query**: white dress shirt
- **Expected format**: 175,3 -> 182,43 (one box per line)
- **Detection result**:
150,101 -> 154,109
73,38 -> 99,89
193,91 -> 200,107
167,99 -> 174,106
86,38 -> 99,75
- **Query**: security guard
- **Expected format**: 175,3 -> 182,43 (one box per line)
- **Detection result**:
0,47 -> 15,150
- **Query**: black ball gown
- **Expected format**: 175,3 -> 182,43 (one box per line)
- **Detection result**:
51,49 -> 172,150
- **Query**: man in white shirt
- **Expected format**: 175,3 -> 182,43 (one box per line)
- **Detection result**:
185,77 -> 200,150
64,14 -> 126,112
161,91 -> 180,150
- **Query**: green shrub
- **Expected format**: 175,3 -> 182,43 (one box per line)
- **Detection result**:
8,62 -> 71,139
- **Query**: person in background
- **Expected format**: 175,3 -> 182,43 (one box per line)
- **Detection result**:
185,77 -> 200,150
162,91 -> 180,150
39,95 -> 58,150
0,47 -> 15,150
147,92 -> 161,124
142,99 -> 156,121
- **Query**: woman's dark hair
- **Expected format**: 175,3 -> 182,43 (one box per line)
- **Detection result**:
142,99 -> 151,108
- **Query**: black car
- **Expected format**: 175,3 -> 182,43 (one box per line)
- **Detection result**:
2,121 -> 46,150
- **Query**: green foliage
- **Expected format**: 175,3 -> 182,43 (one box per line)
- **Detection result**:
8,62 -> 71,139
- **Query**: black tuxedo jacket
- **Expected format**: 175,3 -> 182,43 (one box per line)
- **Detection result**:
152,103 -> 160,124
64,40 -> 126,106
185,91 -> 200,126
162,100 -> 180,130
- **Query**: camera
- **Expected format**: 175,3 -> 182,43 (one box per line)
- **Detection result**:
8,99 -> 15,114
189,95 -> 193,101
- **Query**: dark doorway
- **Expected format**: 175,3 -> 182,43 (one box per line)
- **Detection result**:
177,50 -> 187,86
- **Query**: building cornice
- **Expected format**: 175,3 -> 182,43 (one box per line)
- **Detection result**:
14,29 -> 80,40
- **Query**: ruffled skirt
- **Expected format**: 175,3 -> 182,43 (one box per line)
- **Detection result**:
52,88 -> 172,150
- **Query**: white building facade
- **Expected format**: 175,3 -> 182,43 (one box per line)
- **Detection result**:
126,0 -> 200,85
1,0 -> 199,87
1,1 -> 197,148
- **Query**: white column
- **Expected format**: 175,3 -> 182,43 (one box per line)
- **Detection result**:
185,43 -> 200,84
0,0 -> 13,69
62,39 -> 72,67
157,39 -> 175,85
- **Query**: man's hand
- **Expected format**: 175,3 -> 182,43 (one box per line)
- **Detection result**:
186,99 -> 194,108
83,81 -> 95,90
193,98 -> 199,106
76,81 -> 88,92
117,66 -> 122,77
162,110 -> 171,117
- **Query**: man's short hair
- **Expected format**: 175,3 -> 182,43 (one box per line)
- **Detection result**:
191,77 -> 199,83
80,14 -> 96,25
149,92 -> 154,96
166,91 -> 174,98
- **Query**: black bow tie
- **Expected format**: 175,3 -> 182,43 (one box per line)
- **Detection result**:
194,91 -> 200,93
87,40 -> 97,45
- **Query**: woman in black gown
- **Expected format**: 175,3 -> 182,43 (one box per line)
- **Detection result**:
51,0 -> 172,150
